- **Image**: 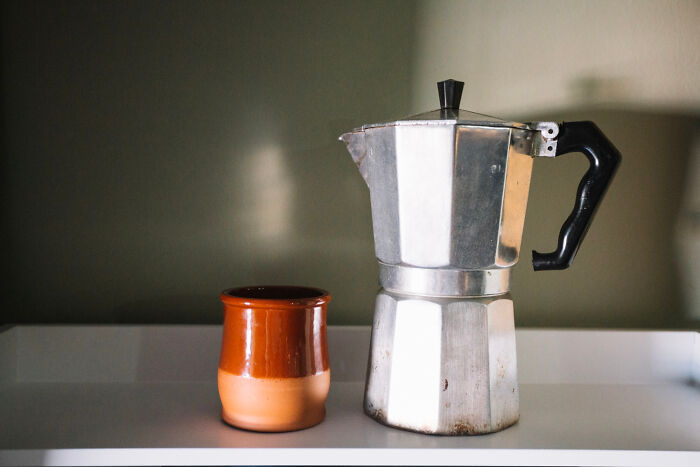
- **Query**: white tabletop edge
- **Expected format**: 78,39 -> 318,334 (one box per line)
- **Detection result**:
1,447 -> 698,467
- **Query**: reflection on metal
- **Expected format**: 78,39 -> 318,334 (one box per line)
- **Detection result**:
364,289 -> 519,435
385,298 -> 442,430
396,125 -> 454,266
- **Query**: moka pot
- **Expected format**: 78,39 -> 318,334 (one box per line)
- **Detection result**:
339,79 -> 620,435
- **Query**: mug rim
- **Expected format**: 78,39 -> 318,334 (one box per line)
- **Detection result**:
220,285 -> 330,307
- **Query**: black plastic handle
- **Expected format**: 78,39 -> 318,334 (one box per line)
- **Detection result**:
532,121 -> 621,271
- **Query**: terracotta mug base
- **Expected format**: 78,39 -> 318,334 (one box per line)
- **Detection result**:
218,369 -> 330,432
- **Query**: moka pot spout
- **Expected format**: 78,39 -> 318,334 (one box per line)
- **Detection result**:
339,130 -> 369,185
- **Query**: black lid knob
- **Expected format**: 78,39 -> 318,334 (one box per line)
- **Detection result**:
437,79 -> 464,110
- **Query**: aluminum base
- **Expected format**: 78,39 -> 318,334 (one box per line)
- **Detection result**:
364,289 -> 519,435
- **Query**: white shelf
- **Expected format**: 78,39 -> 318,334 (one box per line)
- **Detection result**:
1,325 -> 699,466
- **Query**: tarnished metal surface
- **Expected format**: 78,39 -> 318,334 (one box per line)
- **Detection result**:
364,289 -> 519,435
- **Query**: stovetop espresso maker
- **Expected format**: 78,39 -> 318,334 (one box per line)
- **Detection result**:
340,79 -> 620,435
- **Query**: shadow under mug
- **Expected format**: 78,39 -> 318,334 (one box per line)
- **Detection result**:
218,285 -> 331,432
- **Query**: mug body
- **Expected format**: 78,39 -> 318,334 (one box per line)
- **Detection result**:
218,286 -> 330,432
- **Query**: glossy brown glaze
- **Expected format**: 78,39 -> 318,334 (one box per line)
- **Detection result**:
219,286 -> 330,378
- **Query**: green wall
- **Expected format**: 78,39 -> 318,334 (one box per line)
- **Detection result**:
2,1 -> 698,329
1,0 -> 416,324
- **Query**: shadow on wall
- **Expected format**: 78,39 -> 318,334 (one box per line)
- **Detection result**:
514,107 -> 700,329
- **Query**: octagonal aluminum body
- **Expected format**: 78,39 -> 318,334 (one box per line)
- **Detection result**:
364,289 -> 519,435
343,124 -> 535,270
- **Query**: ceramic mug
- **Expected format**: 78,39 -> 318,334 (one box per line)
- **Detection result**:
218,285 -> 331,432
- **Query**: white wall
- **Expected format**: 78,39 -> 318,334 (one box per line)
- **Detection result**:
411,0 -> 700,115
